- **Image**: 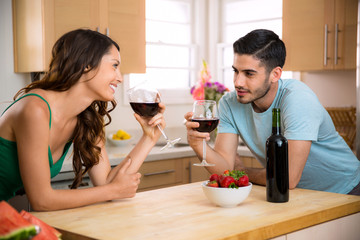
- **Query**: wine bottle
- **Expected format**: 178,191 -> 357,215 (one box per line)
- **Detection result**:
266,108 -> 289,202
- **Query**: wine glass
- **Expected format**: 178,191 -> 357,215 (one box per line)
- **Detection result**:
191,100 -> 219,167
127,82 -> 181,151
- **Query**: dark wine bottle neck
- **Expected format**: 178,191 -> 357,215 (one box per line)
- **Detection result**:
272,126 -> 281,135
272,108 -> 281,135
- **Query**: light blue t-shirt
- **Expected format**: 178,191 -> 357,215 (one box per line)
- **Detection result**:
218,78 -> 360,194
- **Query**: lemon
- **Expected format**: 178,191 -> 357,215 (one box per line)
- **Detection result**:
112,130 -> 131,140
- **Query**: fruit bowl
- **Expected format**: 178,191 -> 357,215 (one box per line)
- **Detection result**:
201,181 -> 252,208
107,131 -> 132,147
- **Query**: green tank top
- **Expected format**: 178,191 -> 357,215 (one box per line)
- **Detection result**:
0,93 -> 72,201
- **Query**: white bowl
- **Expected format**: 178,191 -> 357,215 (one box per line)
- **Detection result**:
107,134 -> 132,147
201,181 -> 252,208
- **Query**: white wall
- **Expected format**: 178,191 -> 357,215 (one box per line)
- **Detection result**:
0,0 -> 31,114
302,70 -> 356,108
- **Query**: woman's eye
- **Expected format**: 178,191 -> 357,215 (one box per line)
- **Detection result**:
113,64 -> 119,69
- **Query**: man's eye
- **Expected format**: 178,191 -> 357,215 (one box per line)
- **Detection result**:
113,64 -> 119,69
245,72 -> 254,77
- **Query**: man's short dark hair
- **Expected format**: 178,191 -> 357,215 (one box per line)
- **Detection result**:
233,29 -> 286,73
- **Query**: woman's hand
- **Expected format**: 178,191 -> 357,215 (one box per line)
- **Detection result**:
110,158 -> 141,199
133,103 -> 166,142
184,112 -> 210,150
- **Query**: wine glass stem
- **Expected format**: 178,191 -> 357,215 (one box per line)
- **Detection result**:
156,124 -> 169,141
202,139 -> 206,161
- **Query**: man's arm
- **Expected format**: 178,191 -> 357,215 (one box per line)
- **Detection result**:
234,155 -> 266,186
287,140 -> 311,189
235,140 -> 311,189
184,112 -> 239,175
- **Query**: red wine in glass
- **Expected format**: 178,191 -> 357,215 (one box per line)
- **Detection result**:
191,118 -> 219,133
127,82 -> 181,150
130,102 -> 160,117
191,100 -> 218,167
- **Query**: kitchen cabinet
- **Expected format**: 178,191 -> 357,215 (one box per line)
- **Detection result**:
138,157 -> 211,192
182,157 -> 211,183
139,155 -> 260,192
138,158 -> 184,192
138,154 -> 260,192
12,0 -> 145,73
282,0 -> 358,71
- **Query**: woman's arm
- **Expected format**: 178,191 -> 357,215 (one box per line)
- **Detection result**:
14,100 -> 142,211
14,101 -> 134,211
126,102 -> 166,173
89,103 -> 166,185
87,134 -> 156,187
17,101 -> 165,211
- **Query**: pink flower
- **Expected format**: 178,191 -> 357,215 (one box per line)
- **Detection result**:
192,85 -> 204,100
190,60 -> 229,102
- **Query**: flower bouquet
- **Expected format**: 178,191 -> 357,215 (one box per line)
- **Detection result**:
190,60 -> 229,142
190,60 -> 229,103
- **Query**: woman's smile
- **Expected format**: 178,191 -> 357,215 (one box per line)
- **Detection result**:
110,83 -> 117,93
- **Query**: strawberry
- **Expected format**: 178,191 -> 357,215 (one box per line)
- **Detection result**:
237,175 -> 249,187
220,176 -> 235,188
209,170 -> 249,188
209,173 -> 219,183
207,180 -> 219,187
218,174 -> 225,184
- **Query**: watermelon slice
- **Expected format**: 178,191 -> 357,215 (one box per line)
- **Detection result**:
20,210 -> 61,240
0,201 -> 37,240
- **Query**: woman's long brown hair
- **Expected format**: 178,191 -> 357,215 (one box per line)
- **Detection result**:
14,29 -> 120,188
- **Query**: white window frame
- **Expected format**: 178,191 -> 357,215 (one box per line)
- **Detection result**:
145,42 -> 198,104
216,0 -> 295,87
123,0 -> 296,105
123,0 -> 205,105
216,42 -> 233,90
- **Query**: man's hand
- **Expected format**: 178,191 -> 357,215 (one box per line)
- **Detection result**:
184,112 -> 210,150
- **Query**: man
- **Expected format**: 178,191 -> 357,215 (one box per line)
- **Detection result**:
185,29 -> 360,195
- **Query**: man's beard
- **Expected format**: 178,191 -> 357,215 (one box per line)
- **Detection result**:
236,77 -> 271,104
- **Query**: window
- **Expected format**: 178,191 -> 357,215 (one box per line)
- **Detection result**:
127,0 -> 197,104
218,0 -> 293,91
126,0 -> 294,104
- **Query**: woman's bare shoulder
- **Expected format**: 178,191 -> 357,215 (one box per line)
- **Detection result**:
11,93 -> 51,129
18,92 -> 50,113
0,92 -> 51,141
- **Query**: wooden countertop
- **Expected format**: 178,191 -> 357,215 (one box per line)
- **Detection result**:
32,182 -> 360,240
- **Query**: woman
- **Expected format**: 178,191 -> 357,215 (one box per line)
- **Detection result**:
0,29 -> 165,211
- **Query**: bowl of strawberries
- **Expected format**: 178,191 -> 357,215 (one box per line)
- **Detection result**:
201,170 -> 252,208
